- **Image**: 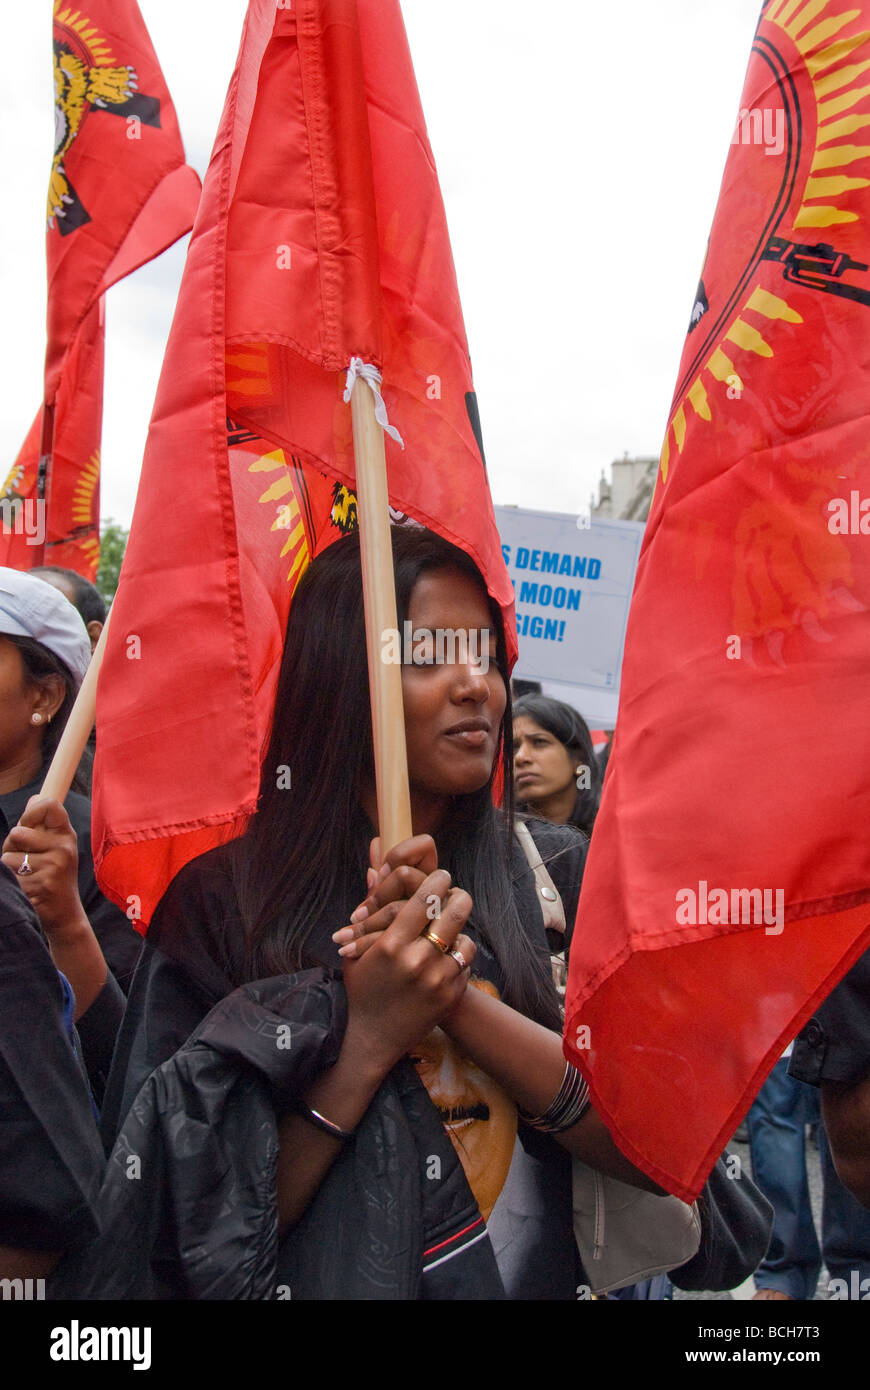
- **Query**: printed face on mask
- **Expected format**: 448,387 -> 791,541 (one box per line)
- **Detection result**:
410,978 -> 516,1220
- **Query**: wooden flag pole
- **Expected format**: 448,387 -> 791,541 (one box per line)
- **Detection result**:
40,608 -> 111,803
350,376 -> 413,853
38,389 -> 411,843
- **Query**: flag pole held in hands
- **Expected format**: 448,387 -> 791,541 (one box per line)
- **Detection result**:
40,610 -> 111,803
348,367 -> 413,854
39,365 -> 414,838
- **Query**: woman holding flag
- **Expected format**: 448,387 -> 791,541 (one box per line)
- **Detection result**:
43,0 -> 765,1302
90,525 -> 668,1300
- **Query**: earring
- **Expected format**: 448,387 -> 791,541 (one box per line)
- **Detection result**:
31,713 -> 44,725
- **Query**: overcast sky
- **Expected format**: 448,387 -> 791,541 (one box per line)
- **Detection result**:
2,0 -> 765,530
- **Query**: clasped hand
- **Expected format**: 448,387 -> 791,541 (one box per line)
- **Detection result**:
331,836 -> 476,1074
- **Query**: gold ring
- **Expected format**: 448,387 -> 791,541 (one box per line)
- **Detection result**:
423,930 -> 450,954
448,947 -> 468,973
17,853 -> 32,876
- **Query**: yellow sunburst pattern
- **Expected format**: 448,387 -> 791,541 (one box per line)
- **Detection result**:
70,448 -> 100,529
659,288 -> 804,484
1,462 -> 30,500
77,536 -> 101,571
658,0 -> 870,492
227,344 -> 312,588
227,340 -> 360,588
53,5 -> 118,67
247,447 -> 311,589
226,344 -> 272,401
768,0 -> 870,228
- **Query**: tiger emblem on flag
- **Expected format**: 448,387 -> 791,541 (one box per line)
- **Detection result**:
50,5 -> 162,233
52,48 -> 138,226
330,483 -> 358,534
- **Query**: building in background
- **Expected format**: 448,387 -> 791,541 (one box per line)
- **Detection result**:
590,454 -> 658,523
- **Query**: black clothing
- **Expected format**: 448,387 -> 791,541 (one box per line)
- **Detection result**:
790,946 -> 870,1087
102,816 -> 586,1143
51,974 -> 505,1300
99,816 -> 588,1298
0,776 -> 142,991
0,864 -> 104,1252
76,971 -> 126,1107
670,1153 -> 773,1292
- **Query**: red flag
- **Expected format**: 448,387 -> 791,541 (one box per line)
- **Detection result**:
2,1 -> 201,577
46,0 -> 200,401
564,0 -> 870,1202
2,300 -> 104,578
93,0 -> 514,923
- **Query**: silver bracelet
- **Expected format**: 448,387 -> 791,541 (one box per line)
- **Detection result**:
296,1103 -> 355,1142
519,1061 -> 591,1134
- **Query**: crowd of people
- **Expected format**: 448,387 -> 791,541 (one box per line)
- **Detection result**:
1,531 -> 868,1301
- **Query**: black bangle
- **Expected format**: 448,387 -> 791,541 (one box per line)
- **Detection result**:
519,1061 -> 591,1134
296,1103 -> 356,1142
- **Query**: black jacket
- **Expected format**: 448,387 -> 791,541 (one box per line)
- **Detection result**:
0,777 -> 142,991
0,864 -> 105,1254
84,817 -> 586,1299
50,972 -> 505,1300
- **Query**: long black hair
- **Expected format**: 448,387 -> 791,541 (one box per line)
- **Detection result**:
6,634 -> 92,795
513,693 -> 601,837
234,526 -> 561,1030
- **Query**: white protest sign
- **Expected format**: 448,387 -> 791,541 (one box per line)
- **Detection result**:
495,505 -> 644,726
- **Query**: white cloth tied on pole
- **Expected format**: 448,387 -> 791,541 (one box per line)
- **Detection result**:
343,358 -> 405,448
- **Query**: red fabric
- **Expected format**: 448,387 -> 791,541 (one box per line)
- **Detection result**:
93,0 -> 514,926
0,1 -> 201,579
1,300 -> 104,578
1,418 -> 40,575
46,0 -> 200,403
564,0 -> 870,1202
